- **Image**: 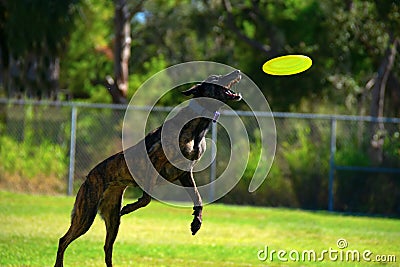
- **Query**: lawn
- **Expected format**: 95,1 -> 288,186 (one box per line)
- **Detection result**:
0,191 -> 399,267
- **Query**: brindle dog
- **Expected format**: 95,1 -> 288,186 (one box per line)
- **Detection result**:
54,70 -> 242,267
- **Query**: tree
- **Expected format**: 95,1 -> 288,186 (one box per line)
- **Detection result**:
59,0 -> 114,102
219,0 -> 328,110
0,0 -> 80,99
318,0 -> 400,163
129,0 -> 399,114
105,0 -> 145,104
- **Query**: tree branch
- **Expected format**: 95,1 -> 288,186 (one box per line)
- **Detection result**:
104,75 -> 127,104
128,0 -> 145,20
378,37 -> 398,118
368,35 -> 398,164
222,0 -> 274,56
370,36 -> 398,118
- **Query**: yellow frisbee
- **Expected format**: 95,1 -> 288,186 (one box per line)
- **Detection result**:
262,55 -> 312,75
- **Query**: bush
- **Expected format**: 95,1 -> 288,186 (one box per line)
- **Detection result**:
0,135 -> 68,193
281,120 -> 330,210
221,127 -> 298,207
334,127 -> 400,215
0,136 -> 66,178
0,104 -> 69,193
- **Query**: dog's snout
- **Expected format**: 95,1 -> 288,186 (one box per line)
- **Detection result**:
230,70 -> 240,76
233,70 -> 241,80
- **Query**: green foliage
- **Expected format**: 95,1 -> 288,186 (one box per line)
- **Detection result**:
281,121 -> 330,209
0,110 -> 68,180
59,0 -> 114,101
131,0 -> 233,65
128,0 -> 400,114
225,138 -> 298,207
335,170 -> 400,215
0,104 -> 69,192
332,121 -> 400,215
0,0 -> 81,98
383,131 -> 400,166
4,0 -> 80,55
2,0 -> 400,113
128,54 -> 169,99
0,135 -> 67,180
72,107 -> 124,185
335,146 -> 370,168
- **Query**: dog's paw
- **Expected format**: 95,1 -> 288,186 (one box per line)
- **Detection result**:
191,215 -> 202,235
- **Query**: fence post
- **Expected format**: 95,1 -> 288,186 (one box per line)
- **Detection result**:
68,105 -> 78,196
328,117 -> 337,211
209,122 -> 217,202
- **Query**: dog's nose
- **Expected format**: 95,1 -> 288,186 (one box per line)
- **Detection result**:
235,70 -> 241,79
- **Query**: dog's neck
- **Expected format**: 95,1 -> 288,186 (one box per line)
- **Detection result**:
188,99 -> 221,123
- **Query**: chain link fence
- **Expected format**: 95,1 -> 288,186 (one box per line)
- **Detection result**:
1,100 -> 399,215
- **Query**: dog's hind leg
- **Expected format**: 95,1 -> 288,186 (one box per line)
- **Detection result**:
98,186 -> 126,267
55,180 -> 99,267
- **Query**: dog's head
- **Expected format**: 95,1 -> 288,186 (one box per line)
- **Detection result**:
182,70 -> 242,102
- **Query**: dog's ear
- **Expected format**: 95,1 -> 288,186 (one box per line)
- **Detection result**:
182,84 -> 200,96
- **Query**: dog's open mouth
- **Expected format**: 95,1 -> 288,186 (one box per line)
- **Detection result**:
225,75 -> 241,89
225,88 -> 242,100
224,74 -> 242,101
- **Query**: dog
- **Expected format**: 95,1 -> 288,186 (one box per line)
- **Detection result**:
54,70 -> 242,267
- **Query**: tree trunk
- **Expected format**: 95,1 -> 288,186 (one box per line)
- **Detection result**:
105,0 -> 145,104
369,35 -> 398,164
106,0 -> 131,104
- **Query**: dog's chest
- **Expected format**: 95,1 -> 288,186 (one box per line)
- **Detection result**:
157,137 -> 205,180
181,137 -> 206,161
161,117 -> 209,161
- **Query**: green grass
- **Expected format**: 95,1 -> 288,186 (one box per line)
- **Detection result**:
0,191 -> 399,267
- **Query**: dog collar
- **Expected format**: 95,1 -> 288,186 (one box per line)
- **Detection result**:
212,111 -> 220,123
188,100 -> 220,123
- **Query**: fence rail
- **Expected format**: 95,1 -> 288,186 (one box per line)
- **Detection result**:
1,99 -> 399,214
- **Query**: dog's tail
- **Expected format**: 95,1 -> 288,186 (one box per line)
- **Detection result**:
70,174 -> 102,229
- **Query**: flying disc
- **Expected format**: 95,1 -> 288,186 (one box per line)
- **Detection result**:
262,55 -> 312,75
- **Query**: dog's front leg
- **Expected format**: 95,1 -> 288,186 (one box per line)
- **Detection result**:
179,171 -> 203,235
120,191 -> 150,216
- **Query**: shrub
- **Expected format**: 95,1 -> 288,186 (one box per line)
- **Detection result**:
281,120 -> 330,210
0,104 -> 69,193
